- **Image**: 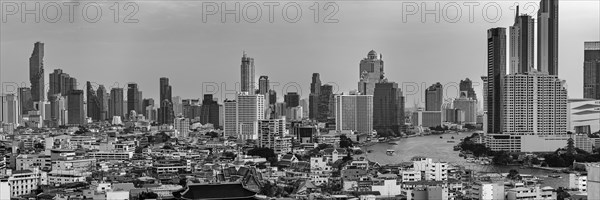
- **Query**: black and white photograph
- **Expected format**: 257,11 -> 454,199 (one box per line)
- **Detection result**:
0,0 -> 599,199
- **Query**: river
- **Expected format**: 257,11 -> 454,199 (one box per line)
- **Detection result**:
361,132 -> 571,189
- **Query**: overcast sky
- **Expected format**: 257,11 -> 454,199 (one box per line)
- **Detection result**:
1,0 -> 598,107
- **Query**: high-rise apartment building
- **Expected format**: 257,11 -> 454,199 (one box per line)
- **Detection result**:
453,92 -> 477,124
258,118 -> 286,149
334,94 -> 373,134
223,93 -> 265,140
127,83 -> 143,118
503,72 -> 567,135
459,78 -> 478,101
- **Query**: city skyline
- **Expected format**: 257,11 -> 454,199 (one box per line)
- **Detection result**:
1,1 -> 598,107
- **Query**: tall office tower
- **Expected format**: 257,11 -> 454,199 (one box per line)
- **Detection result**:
537,0 -> 559,75
453,92 -> 478,124
18,87 -> 33,115
182,99 -> 201,120
1,94 -> 20,125
358,50 -> 385,95
143,98 -> 155,120
158,77 -> 174,124
97,85 -> 108,121
172,96 -> 183,116
425,83 -> 443,111
334,94 -> 373,133
223,93 -> 265,140
258,76 -> 269,94
48,69 -> 77,97
309,73 -> 321,120
200,94 -> 220,128
284,92 -> 300,108
583,41 -> 600,99
174,117 -> 190,138
241,53 -> 255,93
258,118 -> 286,149
300,98 -> 309,118
67,90 -> 84,125
503,72 -> 567,135
319,84 -> 334,122
487,28 -> 507,134
127,83 -> 142,117
109,88 -> 124,119
374,81 -> 405,135
143,98 -> 155,110
86,82 -> 101,121
509,6 -> 534,74
268,90 -> 277,105
29,42 -> 45,103
459,78 -> 478,101
49,94 -> 67,126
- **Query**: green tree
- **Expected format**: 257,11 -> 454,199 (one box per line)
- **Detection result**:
507,169 -> 522,180
339,135 -> 353,148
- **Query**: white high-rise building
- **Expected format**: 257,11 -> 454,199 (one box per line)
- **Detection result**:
334,94 -> 373,134
258,118 -> 286,152
588,164 -> 600,200
224,93 -> 265,140
174,117 -> 190,138
503,71 -> 567,135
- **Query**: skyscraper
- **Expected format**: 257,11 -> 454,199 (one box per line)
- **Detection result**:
109,88 -> 124,119
1,94 -> 20,125
97,85 -> 108,121
67,90 -> 84,125
29,42 -> 45,103
459,78 -> 477,101
18,87 -> 33,115
268,90 -> 277,105
241,53 -> 255,93
284,92 -> 300,108
319,84 -> 334,121
358,50 -> 384,95
223,93 -> 265,140
309,73 -> 321,120
258,76 -> 269,94
537,0 -> 559,75
334,94 -> 373,134
425,83 -> 443,111
49,94 -> 67,126
509,6 -> 534,74
49,69 -> 77,97
487,28 -> 507,134
503,72 -> 567,135
583,41 -> 600,99
200,94 -> 220,128
158,77 -> 174,124
373,81 -> 405,134
127,83 -> 142,117
86,82 -> 101,121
